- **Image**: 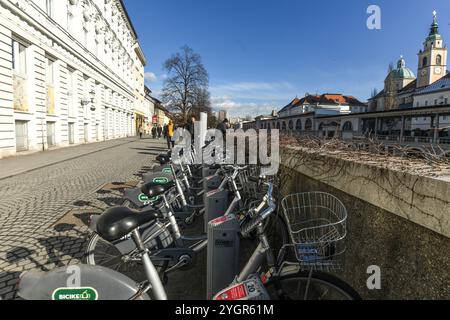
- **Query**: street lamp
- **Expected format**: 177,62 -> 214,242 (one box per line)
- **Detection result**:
81,90 -> 96,110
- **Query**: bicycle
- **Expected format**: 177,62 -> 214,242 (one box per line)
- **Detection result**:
84,164 -> 273,283
212,183 -> 361,300
18,181 -> 360,300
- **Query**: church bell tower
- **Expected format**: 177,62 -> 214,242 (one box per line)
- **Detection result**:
417,11 -> 448,88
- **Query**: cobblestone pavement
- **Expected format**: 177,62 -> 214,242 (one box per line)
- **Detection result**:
0,137 -> 172,300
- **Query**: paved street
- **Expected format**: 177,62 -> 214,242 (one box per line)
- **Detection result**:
0,137 -> 192,300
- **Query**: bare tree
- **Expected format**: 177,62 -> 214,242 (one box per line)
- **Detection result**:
161,46 -> 210,123
191,87 -> 212,117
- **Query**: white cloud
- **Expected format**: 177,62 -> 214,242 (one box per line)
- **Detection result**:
208,81 -> 297,117
144,72 -> 158,83
210,81 -> 296,101
212,96 -> 277,118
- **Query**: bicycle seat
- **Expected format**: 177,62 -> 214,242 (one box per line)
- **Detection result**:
96,207 -> 160,242
156,154 -> 171,165
141,181 -> 176,198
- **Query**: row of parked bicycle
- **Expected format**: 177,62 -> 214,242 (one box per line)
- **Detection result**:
17,144 -> 361,300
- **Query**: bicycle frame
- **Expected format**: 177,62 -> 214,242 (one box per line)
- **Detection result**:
237,225 -> 275,283
89,165 -> 247,271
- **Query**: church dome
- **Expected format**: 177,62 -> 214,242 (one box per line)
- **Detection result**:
388,56 -> 416,80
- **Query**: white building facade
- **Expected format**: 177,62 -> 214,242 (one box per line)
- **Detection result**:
0,0 -> 147,159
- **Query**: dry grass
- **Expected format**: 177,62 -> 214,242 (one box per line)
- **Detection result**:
281,135 -> 450,178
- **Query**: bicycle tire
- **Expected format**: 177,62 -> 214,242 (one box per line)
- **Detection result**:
265,270 -> 362,300
85,233 -> 169,282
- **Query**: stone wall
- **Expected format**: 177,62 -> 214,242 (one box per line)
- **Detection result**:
279,146 -> 450,299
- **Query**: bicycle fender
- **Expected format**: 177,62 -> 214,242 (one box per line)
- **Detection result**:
18,265 -> 150,300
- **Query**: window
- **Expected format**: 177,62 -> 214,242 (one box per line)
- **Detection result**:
422,56 -> 428,67
83,27 -> 88,48
83,75 -> 90,117
46,0 -> 53,18
68,123 -> 75,144
445,98 -> 448,105
68,68 -> 75,117
296,120 -> 302,131
435,99 -> 438,105
84,123 -> 89,142
425,101 -> 428,106
67,2 -> 74,33
437,54 -> 442,66
343,121 -> 353,132
416,102 -> 420,107
46,57 -> 56,115
15,120 -> 28,151
46,58 -> 54,84
47,122 -> 56,147
95,39 -> 99,57
12,40 -> 26,75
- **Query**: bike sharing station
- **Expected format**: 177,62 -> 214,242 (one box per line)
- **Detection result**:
17,113 -> 360,301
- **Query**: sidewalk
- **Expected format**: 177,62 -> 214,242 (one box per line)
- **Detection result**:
0,138 -> 137,181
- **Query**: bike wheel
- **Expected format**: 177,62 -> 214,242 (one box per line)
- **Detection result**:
85,233 -> 168,282
265,270 -> 361,300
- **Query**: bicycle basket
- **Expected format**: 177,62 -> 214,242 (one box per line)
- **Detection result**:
281,192 -> 347,270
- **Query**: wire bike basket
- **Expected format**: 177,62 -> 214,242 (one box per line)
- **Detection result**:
281,192 -> 347,271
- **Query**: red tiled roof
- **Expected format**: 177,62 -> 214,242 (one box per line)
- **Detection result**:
281,93 -> 366,113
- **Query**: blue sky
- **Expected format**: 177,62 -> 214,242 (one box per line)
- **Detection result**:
124,0 -> 450,117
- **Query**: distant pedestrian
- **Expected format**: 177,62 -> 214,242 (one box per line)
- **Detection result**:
151,126 -> 157,139
217,118 -> 230,139
157,125 -> 163,139
139,126 -> 144,139
163,124 -> 168,139
165,120 -> 175,150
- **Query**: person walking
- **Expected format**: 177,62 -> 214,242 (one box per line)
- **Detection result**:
163,124 -> 168,139
151,126 -> 157,139
216,118 -> 230,139
165,120 -> 175,150
139,126 -> 144,139
157,125 -> 163,139
185,115 -> 196,137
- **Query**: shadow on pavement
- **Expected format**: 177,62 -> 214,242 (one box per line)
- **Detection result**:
73,213 -> 97,227
0,271 -> 21,300
96,196 -> 125,207
72,200 -> 105,212
130,147 -> 167,152
6,247 -> 49,271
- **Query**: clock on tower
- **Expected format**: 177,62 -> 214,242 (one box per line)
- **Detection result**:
417,11 -> 447,88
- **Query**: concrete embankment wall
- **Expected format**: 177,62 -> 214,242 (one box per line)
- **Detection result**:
279,146 -> 450,299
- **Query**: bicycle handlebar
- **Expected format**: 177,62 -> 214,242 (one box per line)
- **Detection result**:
240,182 -> 276,237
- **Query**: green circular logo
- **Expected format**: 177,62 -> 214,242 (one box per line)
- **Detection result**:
153,177 -> 169,184
52,288 -> 98,301
138,193 -> 159,203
